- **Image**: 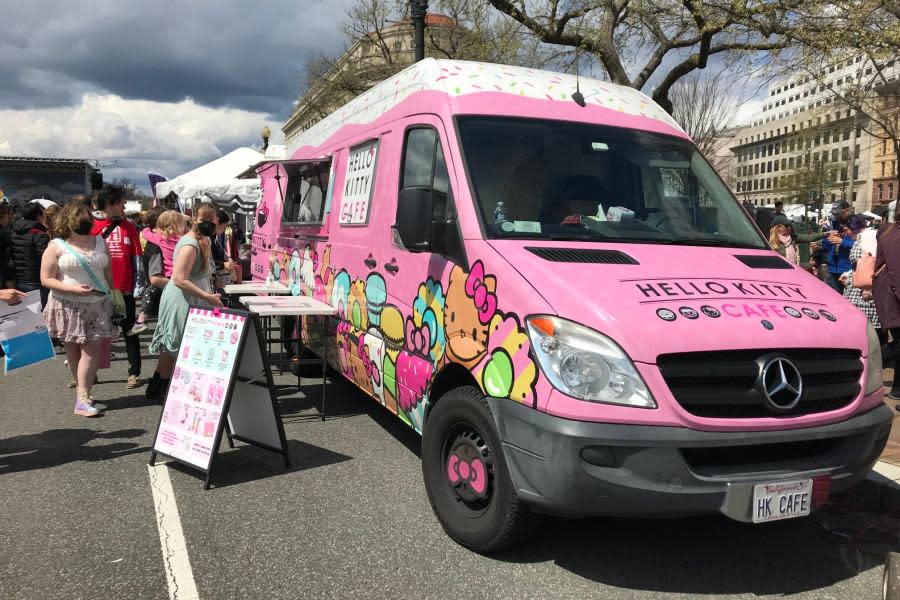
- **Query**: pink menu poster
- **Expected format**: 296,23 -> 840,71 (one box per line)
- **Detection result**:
153,308 -> 247,470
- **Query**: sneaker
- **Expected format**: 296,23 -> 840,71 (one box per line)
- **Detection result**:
126,322 -> 149,336
125,375 -> 143,390
74,394 -> 102,418
888,390 -> 900,401
67,374 -> 99,389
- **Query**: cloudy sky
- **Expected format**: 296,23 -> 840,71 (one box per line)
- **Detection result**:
0,1 -> 763,195
0,0 -> 353,191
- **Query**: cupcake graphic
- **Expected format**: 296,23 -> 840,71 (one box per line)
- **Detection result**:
365,273 -> 387,327
378,305 -> 404,413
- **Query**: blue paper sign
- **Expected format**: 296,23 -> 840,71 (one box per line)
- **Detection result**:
0,291 -> 55,374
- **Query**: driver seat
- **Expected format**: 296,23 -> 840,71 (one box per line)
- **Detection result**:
540,174 -> 607,224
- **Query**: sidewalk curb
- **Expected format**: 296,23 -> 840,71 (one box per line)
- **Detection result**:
845,461 -> 900,512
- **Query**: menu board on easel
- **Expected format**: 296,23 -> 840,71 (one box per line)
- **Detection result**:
150,306 -> 289,488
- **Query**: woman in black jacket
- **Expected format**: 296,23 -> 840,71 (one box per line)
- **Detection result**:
11,202 -> 51,307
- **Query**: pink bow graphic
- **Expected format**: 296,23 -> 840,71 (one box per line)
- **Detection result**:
358,338 -> 380,385
405,318 -> 431,357
464,262 -> 497,325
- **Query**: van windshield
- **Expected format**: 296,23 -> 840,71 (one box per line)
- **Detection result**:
457,116 -> 765,249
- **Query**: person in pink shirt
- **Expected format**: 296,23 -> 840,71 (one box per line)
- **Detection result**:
134,210 -> 187,329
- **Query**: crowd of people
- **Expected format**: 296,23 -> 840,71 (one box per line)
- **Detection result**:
3,189 -> 900,415
748,199 -> 900,399
0,188 -> 240,417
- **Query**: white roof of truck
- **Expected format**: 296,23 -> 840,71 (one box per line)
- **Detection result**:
289,58 -> 684,154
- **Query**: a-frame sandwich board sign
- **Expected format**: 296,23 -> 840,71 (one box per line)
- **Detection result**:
149,306 -> 289,489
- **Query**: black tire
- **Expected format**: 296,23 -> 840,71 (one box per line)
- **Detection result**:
422,385 -> 535,553
884,552 -> 900,600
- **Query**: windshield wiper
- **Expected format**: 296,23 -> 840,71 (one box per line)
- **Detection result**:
663,238 -> 764,249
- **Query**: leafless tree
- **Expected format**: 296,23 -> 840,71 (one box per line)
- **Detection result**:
482,1 -> 898,115
296,0 -> 557,123
670,69 -> 741,160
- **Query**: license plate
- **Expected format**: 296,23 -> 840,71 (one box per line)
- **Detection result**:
752,479 -> 813,523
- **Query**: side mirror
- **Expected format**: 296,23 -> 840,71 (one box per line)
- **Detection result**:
394,187 -> 433,251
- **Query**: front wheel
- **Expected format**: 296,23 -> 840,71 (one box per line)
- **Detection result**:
421,386 -> 535,553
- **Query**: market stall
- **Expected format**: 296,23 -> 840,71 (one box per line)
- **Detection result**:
154,146 -> 285,231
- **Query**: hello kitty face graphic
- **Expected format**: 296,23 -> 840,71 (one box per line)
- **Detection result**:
444,263 -> 495,368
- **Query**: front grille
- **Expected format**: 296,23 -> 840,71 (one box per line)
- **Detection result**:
681,437 -> 844,475
657,348 -> 862,418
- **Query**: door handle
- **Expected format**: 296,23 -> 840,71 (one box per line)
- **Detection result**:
364,257 -> 377,269
384,262 -> 399,274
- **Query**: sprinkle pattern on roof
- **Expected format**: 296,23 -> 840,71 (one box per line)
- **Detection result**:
290,59 -> 684,153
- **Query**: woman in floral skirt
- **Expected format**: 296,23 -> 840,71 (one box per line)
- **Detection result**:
40,203 -> 117,417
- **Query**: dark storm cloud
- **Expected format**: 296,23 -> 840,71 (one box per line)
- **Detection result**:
0,0 -> 350,118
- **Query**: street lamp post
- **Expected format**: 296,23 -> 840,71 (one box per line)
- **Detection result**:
261,126 -> 271,153
410,0 -> 428,62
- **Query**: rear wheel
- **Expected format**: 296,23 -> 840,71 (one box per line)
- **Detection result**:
422,385 -> 535,553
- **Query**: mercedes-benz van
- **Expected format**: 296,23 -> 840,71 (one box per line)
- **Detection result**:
247,59 -> 891,552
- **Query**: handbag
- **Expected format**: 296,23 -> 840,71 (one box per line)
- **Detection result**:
212,267 -> 234,289
854,253 -> 877,290
98,337 -> 112,370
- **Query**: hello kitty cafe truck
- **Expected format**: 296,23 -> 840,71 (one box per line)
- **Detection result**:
247,59 -> 892,553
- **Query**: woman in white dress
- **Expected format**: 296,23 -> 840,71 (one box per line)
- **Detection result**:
40,203 -> 117,417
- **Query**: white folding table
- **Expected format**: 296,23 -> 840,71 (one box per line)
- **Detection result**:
223,281 -> 290,295
241,295 -> 337,420
224,282 -> 291,362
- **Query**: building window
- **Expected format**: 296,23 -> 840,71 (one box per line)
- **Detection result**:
890,183 -> 895,199
394,41 -> 402,51
880,184 -> 884,200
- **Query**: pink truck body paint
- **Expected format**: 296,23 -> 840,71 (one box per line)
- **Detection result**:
248,59 -> 891,545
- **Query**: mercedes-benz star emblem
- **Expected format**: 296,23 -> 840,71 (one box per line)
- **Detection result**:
759,357 -> 803,411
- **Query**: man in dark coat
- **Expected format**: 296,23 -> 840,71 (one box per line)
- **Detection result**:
874,220 -> 900,399
10,202 -> 50,307
0,202 -> 15,289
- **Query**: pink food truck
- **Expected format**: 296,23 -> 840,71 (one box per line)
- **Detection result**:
248,59 -> 891,552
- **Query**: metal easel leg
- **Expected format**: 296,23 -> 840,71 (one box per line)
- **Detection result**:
321,330 -> 327,421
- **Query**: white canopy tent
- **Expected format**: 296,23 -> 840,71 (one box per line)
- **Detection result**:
154,146 -> 285,217
782,203 -> 824,221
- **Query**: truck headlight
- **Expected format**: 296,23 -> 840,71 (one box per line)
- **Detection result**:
526,315 -> 655,408
865,323 -> 884,395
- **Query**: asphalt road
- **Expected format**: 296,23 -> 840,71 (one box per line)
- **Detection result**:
0,334 -> 891,600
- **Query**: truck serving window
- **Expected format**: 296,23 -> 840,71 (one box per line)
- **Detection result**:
281,161 -> 330,225
456,116 -> 765,249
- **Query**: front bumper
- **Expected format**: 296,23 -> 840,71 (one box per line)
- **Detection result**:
487,398 -> 893,520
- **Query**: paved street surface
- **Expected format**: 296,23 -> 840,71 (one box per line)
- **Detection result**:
0,335 -> 894,600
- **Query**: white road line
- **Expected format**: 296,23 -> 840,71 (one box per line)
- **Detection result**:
148,463 -> 200,600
